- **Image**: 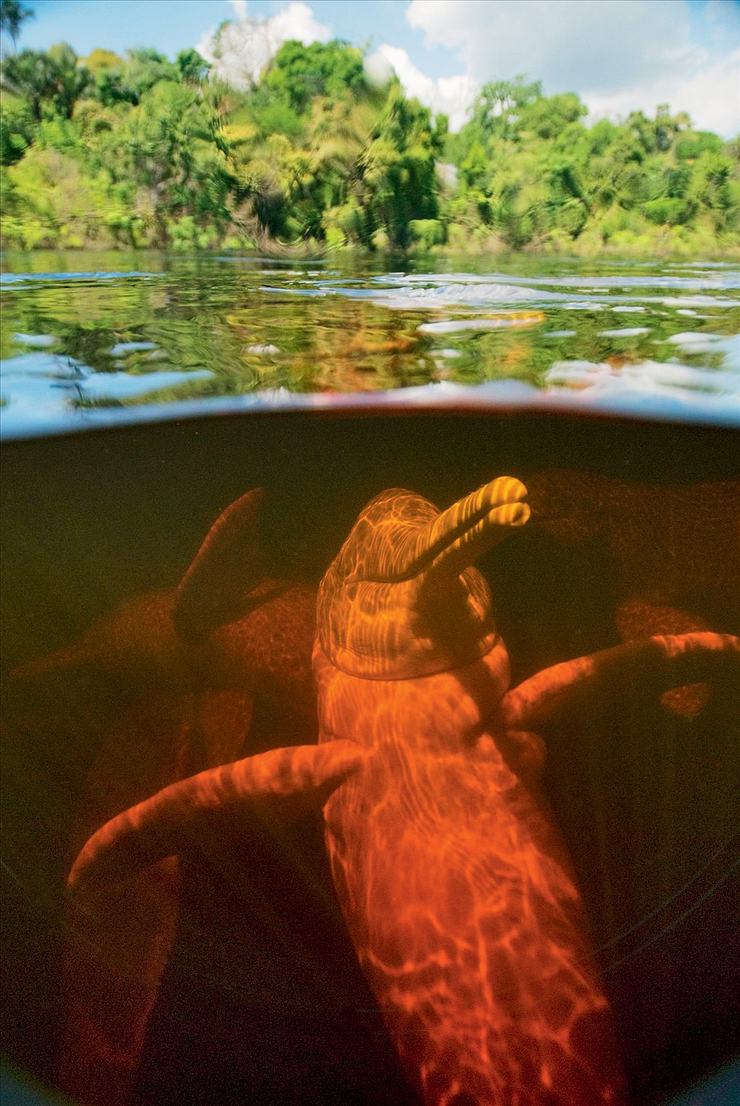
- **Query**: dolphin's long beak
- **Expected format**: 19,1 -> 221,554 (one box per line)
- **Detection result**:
384,477 -> 529,582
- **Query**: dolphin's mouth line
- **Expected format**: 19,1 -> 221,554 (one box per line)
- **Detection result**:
351,480 -> 529,586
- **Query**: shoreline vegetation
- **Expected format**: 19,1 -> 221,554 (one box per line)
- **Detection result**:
1,30 -> 738,258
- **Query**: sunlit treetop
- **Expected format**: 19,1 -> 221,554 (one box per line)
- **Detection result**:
263,41 -> 367,116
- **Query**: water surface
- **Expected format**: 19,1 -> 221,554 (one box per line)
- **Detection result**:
1,252 -> 739,436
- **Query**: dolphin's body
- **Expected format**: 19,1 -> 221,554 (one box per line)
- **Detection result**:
312,478 -> 628,1105
65,477 -> 739,1106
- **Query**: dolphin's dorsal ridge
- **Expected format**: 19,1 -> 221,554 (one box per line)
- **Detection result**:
174,488 -> 267,640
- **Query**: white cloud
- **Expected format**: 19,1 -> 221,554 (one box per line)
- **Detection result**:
404,0 -> 740,135
407,1 -> 698,92
198,2 -> 331,89
586,47 -> 740,138
198,0 -> 739,136
365,44 -> 478,129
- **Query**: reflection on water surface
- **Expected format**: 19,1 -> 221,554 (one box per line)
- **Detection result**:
1,252 -> 738,435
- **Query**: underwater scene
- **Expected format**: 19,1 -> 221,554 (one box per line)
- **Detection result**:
2,401 -> 738,1106
0,253 -> 738,1106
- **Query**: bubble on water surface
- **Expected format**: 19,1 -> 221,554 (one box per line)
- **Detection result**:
656,296 -> 740,308
667,332 -> 724,345
12,334 -> 56,348
371,270 -> 738,291
346,280 -> 569,309
599,328 -> 651,338
0,352 -> 83,379
260,285 -> 328,297
546,358 -> 739,397
110,342 -> 159,356
0,349 -> 214,430
664,332 -> 740,368
245,343 -> 281,355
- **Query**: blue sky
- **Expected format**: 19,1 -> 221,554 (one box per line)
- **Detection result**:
8,0 -> 740,134
19,1 -> 451,68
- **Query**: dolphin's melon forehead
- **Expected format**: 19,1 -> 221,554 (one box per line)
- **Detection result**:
316,478 -> 529,680
331,488 -> 440,582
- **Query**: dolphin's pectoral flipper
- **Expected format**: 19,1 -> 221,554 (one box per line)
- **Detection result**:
501,632 -> 740,731
68,741 -> 367,895
174,487 -> 269,640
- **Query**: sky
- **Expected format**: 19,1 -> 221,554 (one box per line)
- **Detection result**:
8,0 -> 740,135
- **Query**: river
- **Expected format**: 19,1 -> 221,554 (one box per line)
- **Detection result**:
1,251 -> 739,436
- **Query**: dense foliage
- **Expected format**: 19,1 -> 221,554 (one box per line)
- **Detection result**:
446,77 -> 738,256
1,31 -> 737,255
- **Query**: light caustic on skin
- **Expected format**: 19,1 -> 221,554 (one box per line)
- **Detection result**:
315,476 -> 627,1105
64,476 -> 740,1106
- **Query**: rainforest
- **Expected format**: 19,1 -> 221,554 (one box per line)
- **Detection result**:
1,28 -> 738,257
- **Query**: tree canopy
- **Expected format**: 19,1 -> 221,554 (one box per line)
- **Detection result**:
1,29 -> 737,255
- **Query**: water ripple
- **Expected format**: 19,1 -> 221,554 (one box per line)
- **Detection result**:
0,270 -> 160,286
2,255 -> 738,436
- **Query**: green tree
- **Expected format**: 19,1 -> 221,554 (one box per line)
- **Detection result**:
83,48 -> 122,74
358,83 -> 443,249
264,40 -> 366,115
44,43 -> 92,117
471,77 -> 542,139
518,91 -> 586,140
1,31 -> 737,256
176,48 -> 210,85
1,49 -> 50,120
0,0 -> 33,47
92,47 -> 178,106
0,90 -> 33,162
112,80 -> 234,245
1,42 -> 90,120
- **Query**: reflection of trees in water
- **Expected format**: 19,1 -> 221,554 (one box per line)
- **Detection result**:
2,258 -> 737,416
